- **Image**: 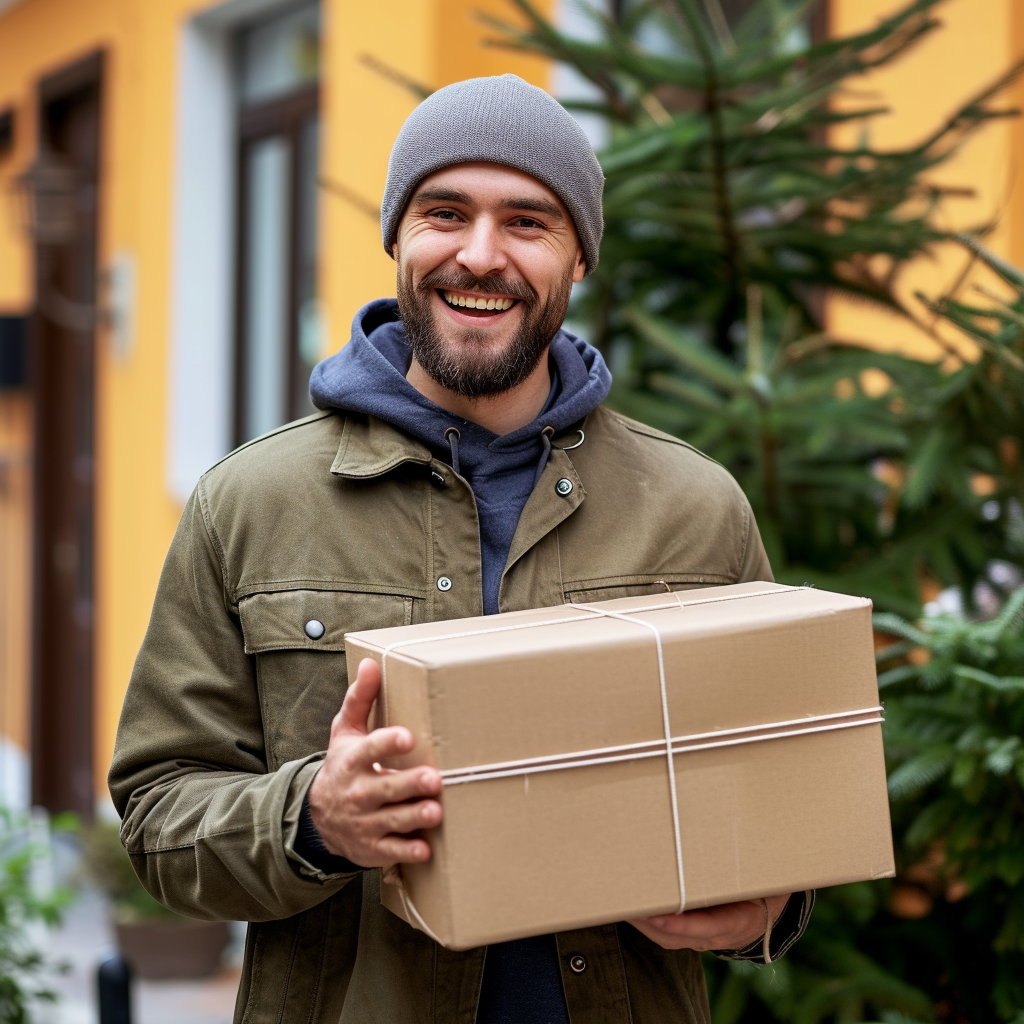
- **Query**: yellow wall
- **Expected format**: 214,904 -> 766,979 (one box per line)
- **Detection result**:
0,0 -> 550,804
828,0 -> 1024,359
0,396 -> 31,763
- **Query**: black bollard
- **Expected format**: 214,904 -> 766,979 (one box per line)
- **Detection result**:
97,952 -> 133,1024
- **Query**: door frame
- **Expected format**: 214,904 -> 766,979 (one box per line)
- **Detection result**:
29,50 -> 104,818
233,83 -> 319,446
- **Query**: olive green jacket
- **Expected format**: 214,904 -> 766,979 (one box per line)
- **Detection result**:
110,405 -> 777,1024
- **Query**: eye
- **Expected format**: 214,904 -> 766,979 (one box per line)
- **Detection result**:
430,209 -> 460,222
513,217 -> 544,229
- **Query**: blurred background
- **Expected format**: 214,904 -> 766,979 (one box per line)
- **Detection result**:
0,0 -> 1023,1020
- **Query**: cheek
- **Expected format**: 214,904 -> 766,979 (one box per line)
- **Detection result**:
508,239 -> 577,299
400,229 -> 462,283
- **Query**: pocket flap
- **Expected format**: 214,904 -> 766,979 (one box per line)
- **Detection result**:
238,589 -> 412,654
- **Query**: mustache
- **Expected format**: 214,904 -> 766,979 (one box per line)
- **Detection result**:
417,266 -> 537,304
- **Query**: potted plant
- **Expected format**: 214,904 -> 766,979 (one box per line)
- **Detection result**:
80,820 -> 232,980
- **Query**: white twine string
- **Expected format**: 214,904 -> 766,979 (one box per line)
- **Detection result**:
375,586 -> 806,693
439,708 -> 884,784
569,602 -> 688,913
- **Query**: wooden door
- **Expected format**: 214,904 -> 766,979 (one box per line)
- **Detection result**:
30,54 -> 102,818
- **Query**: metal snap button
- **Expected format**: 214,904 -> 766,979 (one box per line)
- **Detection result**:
555,477 -> 574,496
304,619 -> 325,640
436,576 -> 453,592
569,953 -> 587,973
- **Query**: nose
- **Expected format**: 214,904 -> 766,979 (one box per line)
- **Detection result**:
456,216 -> 507,278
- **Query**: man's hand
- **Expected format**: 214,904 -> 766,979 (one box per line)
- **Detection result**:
627,893 -> 791,951
307,658 -> 443,867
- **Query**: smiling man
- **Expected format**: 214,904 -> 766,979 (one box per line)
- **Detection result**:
110,75 -> 812,1024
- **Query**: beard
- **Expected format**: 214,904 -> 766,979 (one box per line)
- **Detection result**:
396,261 -> 574,398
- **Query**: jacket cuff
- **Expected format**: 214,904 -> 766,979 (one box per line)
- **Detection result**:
283,760 -> 364,881
713,890 -> 815,964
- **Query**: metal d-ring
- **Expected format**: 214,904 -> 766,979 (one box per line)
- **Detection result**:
551,429 -> 585,451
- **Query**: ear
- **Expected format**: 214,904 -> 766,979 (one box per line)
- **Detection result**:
572,248 -> 587,283
392,241 -> 399,260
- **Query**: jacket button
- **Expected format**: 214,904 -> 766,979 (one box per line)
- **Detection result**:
436,576 -> 453,592
569,953 -> 587,973
555,478 -> 574,496
304,619 -> 325,640
430,470 -> 446,488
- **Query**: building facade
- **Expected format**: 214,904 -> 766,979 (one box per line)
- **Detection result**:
0,0 -> 552,816
0,0 -> 1022,816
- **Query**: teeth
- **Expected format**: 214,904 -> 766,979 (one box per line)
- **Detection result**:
443,291 -> 515,311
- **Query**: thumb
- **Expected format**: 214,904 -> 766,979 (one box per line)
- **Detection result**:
337,658 -> 382,736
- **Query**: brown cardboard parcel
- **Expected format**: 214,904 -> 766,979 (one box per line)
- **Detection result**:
345,581 -> 895,950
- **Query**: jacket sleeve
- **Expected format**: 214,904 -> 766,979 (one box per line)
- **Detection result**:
108,484 -> 359,923
738,497 -> 774,584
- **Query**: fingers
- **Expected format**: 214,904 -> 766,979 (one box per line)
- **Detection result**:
331,800 -> 442,867
346,767 -> 442,812
627,899 -> 767,951
368,798 -> 443,835
343,725 -> 418,771
337,658 -> 383,734
374,766 -> 442,806
375,834 -> 433,865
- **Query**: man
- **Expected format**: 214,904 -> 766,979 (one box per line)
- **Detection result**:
110,75 -> 812,1024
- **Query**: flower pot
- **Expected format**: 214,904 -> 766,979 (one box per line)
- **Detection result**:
114,918 -> 232,980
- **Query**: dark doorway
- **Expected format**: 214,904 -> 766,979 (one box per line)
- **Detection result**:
30,53 -> 103,818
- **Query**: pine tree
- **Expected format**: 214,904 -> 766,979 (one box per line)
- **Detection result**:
483,2 -> 1024,1020
485,0 -> 1024,616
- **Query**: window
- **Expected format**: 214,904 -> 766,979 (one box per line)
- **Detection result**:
234,2 -> 321,445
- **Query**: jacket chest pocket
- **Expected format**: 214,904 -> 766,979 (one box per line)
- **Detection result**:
238,589 -> 414,771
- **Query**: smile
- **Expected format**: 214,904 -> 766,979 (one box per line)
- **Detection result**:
440,290 -> 518,315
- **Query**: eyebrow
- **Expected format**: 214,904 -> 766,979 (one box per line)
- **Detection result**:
411,186 -> 564,221
413,186 -> 472,205
502,196 -> 564,221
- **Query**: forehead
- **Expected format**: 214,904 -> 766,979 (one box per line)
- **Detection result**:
410,162 -> 568,216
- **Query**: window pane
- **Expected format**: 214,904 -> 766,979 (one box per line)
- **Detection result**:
242,136 -> 291,441
240,3 -> 320,107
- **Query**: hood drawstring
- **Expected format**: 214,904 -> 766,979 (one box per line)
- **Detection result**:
534,426 -> 555,488
444,427 -> 462,477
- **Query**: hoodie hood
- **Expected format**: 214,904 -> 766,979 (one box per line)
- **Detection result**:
309,298 -> 612,616
309,298 -> 611,458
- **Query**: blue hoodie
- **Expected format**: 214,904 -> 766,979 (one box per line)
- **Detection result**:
310,298 -> 612,615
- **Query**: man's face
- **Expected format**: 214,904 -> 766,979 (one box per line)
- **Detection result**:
393,162 -> 587,398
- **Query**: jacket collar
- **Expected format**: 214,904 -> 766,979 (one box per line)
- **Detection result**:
330,411 -> 589,481
330,413 -> 433,479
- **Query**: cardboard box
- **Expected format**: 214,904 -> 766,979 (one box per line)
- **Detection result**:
345,581 -> 894,950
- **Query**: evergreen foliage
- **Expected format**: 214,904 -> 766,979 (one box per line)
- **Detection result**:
872,585 -> 1024,1021
486,0 -> 1024,615
0,810 -> 69,1023
704,586 -> 1024,1024
485,1 -> 1024,1020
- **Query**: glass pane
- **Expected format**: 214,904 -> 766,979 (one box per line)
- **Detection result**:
242,136 -> 291,441
292,113 -> 321,419
240,3 -> 320,106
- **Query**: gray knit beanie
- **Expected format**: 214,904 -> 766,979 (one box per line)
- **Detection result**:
381,74 -> 604,274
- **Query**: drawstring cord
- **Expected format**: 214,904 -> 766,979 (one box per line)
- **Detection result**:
533,427 -> 555,488
444,427 -> 461,477
444,424 -> 583,488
